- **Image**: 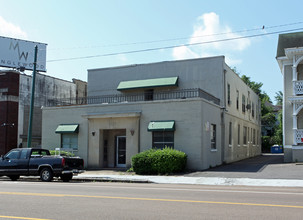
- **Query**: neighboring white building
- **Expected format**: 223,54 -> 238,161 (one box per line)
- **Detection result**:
42,56 -> 261,170
276,31 -> 303,162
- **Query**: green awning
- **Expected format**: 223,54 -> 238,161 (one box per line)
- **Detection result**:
117,77 -> 178,91
55,124 -> 79,134
148,121 -> 175,131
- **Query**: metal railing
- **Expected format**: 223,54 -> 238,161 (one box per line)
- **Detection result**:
46,88 -> 220,107
295,80 -> 303,95
295,129 -> 303,144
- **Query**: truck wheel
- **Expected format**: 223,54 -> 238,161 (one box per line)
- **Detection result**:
8,175 -> 20,181
40,168 -> 53,182
61,173 -> 73,182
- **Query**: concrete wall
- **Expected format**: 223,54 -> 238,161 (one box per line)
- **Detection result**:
42,98 -> 222,170
284,64 -> 294,146
223,65 -> 262,163
88,56 -> 225,104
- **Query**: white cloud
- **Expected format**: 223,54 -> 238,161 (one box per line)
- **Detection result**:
172,12 -> 251,62
117,54 -> 128,64
0,16 -> 27,39
172,45 -> 199,60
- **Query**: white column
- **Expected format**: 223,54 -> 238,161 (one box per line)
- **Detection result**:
293,104 -> 297,145
293,66 -> 298,95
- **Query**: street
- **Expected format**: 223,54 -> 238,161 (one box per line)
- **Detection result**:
0,180 -> 303,220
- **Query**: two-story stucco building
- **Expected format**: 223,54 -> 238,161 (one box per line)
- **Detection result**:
276,32 -> 303,162
42,56 -> 261,170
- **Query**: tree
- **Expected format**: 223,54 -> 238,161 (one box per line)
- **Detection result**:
241,75 -> 263,96
235,71 -> 281,151
275,91 -> 283,105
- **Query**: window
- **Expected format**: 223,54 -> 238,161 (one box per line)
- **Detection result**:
20,149 -> 28,159
144,89 -> 154,101
252,102 -> 255,118
243,126 -> 247,145
253,129 -> 256,145
236,90 -> 239,110
242,94 -> 246,113
5,150 -> 20,159
227,84 -> 231,105
62,133 -> 78,150
152,131 -> 174,149
211,124 -> 216,150
238,124 -> 241,145
229,122 -> 232,146
31,149 -> 50,156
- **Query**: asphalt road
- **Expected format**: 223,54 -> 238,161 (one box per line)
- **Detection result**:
0,181 -> 303,220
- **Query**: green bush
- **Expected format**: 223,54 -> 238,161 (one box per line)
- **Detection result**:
131,147 -> 187,175
49,150 -> 75,157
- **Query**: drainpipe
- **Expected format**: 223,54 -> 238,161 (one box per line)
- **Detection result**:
221,69 -> 227,163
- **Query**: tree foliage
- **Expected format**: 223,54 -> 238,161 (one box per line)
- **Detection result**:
241,75 -> 263,96
235,70 -> 283,150
275,91 -> 283,105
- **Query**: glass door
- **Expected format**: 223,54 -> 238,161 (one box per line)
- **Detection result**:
116,136 -> 126,167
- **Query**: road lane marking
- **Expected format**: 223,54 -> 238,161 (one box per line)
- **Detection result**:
3,181 -> 303,196
1,191 -> 303,209
0,215 -> 52,220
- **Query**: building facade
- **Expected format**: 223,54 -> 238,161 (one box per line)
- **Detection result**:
42,56 -> 261,170
276,32 -> 303,162
0,70 -> 87,155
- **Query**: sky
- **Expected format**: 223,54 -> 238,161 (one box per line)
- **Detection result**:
0,0 -> 303,102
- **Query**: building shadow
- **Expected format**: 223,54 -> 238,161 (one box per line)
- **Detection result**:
205,154 -> 284,173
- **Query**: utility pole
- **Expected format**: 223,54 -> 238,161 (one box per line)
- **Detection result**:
27,45 -> 38,148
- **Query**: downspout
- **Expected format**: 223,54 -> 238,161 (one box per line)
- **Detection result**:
221,68 -> 227,164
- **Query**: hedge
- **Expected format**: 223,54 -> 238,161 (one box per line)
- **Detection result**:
131,147 -> 187,175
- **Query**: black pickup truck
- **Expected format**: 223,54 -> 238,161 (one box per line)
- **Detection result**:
0,148 -> 84,182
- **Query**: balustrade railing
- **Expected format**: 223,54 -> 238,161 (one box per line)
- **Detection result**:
295,81 -> 303,95
47,88 -> 220,107
295,129 -> 303,144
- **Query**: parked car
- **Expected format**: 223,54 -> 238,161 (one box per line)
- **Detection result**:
0,148 -> 84,182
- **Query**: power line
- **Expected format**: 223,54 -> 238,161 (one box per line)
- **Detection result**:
47,27 -> 303,63
47,21 -> 303,51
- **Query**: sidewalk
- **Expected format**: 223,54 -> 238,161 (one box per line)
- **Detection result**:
74,154 -> 303,187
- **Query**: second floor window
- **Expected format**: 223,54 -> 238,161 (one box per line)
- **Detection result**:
227,84 -> 231,105
236,90 -> 239,110
242,94 -> 246,113
144,89 -> 154,101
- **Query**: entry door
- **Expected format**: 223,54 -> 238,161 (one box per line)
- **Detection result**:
116,136 -> 126,167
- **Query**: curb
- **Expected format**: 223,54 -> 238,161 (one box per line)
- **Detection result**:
73,175 -> 303,187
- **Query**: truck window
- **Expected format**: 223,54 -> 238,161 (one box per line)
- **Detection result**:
31,149 -> 50,157
5,150 -> 20,159
20,149 -> 28,159
31,150 -> 40,156
40,150 -> 50,156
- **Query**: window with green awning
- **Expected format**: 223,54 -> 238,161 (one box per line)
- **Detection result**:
117,77 -> 178,91
55,124 -> 79,133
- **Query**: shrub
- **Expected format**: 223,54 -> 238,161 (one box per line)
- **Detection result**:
131,147 -> 187,175
49,150 -> 75,157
